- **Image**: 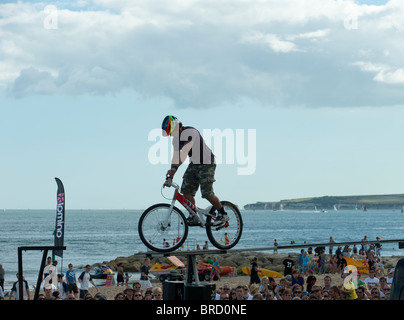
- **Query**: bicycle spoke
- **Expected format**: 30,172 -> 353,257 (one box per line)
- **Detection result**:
138,204 -> 188,252
206,201 -> 243,250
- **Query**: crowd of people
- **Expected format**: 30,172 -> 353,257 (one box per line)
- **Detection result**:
0,236 -> 398,300
238,236 -> 395,300
0,257 -> 157,300
216,267 -> 395,300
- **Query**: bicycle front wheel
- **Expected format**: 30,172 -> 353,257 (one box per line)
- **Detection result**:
206,201 -> 243,250
138,203 -> 188,252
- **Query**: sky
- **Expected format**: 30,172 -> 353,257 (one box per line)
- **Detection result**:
1,0 -> 403,210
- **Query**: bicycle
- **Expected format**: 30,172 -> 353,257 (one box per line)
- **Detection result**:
138,179 -> 243,252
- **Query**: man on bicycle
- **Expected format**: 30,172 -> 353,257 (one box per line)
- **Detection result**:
162,115 -> 228,226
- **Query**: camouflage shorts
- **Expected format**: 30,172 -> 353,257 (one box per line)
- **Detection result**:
181,163 -> 216,199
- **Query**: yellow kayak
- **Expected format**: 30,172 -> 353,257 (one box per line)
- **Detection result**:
345,258 -> 369,274
242,267 -> 283,279
150,263 -> 177,272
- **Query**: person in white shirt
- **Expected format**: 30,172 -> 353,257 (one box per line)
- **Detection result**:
9,273 -> 30,300
78,265 -> 98,299
386,268 -> 394,285
57,274 -> 69,300
364,268 -> 379,288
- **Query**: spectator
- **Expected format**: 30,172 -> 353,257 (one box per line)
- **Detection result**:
134,291 -> 143,300
319,249 -> 326,274
341,271 -> 358,300
282,254 -> 295,276
234,286 -> 246,300
355,285 -> 369,300
328,237 -> 336,255
291,269 -> 304,291
0,264 -> 4,291
265,290 -> 275,300
301,251 -> 310,276
306,275 -> 316,293
378,276 -> 388,298
78,265 -> 98,300
56,274 -> 69,300
280,288 -> 292,300
364,268 -> 379,288
66,263 -> 78,298
124,286 -> 135,300
115,292 -> 125,300
323,275 -> 332,293
140,258 -> 153,293
210,257 -> 222,282
311,285 -> 323,300
370,287 -> 381,300
249,257 -> 260,284
44,284 -> 55,300
381,285 -> 391,300
117,263 -> 124,287
329,286 -> 342,300
153,287 -> 163,300
292,285 -> 303,300
386,268 -> 395,285
66,293 -> 76,300
216,283 -> 231,300
124,272 -> 131,286
298,249 -> 304,272
9,273 -> 30,300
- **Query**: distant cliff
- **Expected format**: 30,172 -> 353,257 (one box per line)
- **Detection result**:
244,193 -> 404,211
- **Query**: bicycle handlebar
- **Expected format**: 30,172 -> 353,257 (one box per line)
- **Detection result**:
163,178 -> 180,190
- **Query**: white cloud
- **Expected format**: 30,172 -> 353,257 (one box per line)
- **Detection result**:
1,0 -> 404,108
240,32 -> 300,53
286,29 -> 331,41
353,61 -> 404,84
374,68 -> 404,84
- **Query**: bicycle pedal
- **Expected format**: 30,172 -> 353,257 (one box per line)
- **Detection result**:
215,221 -> 229,231
186,216 -> 201,226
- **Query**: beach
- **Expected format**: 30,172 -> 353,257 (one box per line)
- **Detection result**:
16,251 -> 402,300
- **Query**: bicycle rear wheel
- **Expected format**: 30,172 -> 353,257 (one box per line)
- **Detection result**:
206,201 -> 243,250
138,203 -> 188,252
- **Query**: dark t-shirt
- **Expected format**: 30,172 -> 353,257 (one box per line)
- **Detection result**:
283,258 -> 294,276
250,261 -> 260,284
172,126 -> 214,164
140,265 -> 150,280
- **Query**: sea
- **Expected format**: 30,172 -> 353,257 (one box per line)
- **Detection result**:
1,208 -> 404,290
